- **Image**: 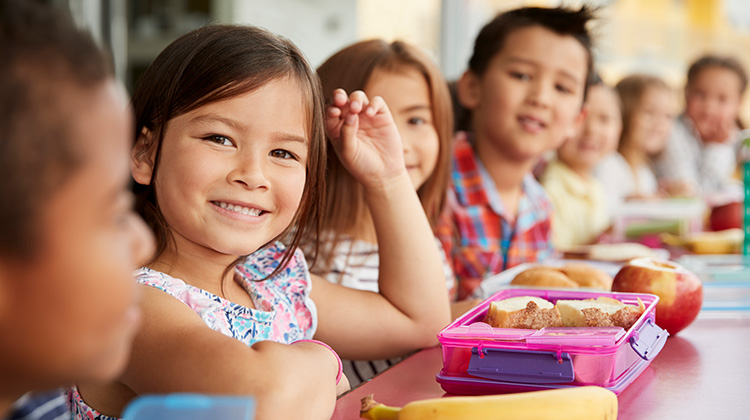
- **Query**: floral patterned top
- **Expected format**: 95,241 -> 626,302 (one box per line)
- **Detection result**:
67,242 -> 317,420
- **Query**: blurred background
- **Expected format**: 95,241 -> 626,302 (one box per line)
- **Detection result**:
52,0 -> 750,124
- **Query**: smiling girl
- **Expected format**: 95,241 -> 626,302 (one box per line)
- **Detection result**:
68,25 -> 450,420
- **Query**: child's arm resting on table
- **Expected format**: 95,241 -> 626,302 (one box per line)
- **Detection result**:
113,286 -> 342,420
312,90 -> 451,360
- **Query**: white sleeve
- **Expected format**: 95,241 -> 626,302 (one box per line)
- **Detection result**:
700,142 -> 738,191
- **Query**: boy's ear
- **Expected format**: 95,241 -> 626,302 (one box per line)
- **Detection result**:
567,105 -> 588,140
131,128 -> 157,186
457,70 -> 481,110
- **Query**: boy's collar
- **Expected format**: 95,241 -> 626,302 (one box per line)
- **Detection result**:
452,132 -> 550,222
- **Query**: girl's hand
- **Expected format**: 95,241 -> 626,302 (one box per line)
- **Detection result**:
325,89 -> 406,189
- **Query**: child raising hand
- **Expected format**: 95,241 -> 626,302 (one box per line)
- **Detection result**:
69,25 -> 450,420
313,40 -> 458,386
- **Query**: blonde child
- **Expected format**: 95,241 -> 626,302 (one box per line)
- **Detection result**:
69,25 -> 451,420
438,6 -> 593,299
0,0 -> 154,418
314,39 -> 460,386
654,55 -> 747,195
595,74 -> 676,210
542,81 -> 622,248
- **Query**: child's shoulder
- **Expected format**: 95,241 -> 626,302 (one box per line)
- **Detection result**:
523,172 -> 552,207
539,159 -> 570,185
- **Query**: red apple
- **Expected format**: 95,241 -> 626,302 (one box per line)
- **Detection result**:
709,201 -> 742,231
612,257 -> 702,335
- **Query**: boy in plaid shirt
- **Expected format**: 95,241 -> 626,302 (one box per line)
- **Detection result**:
439,6 -> 595,300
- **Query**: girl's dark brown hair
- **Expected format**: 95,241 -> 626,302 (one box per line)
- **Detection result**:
315,39 -> 453,270
615,74 -> 670,152
131,25 -> 326,279
687,54 -> 748,94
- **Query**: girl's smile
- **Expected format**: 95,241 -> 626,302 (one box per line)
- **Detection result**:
212,200 -> 268,219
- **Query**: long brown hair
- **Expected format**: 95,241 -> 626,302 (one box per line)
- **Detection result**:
131,25 -> 326,280
615,74 -> 669,153
315,39 -> 453,270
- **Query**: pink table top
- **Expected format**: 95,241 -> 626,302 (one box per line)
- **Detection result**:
333,314 -> 750,420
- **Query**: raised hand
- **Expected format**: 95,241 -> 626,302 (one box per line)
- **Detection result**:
325,89 -> 406,189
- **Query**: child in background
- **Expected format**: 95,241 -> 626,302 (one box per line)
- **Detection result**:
315,39 -> 460,386
595,74 -> 676,211
0,0 -> 154,418
70,25 -> 450,420
542,80 -> 621,249
438,6 -> 592,299
654,55 -> 747,195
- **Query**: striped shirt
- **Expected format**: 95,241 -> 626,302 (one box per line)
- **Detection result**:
437,132 -> 554,300
313,236 -> 455,386
317,237 -> 455,294
653,114 -> 738,193
6,391 -> 68,420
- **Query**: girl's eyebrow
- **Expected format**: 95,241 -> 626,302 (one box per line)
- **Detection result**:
275,133 -> 309,147
399,104 -> 431,113
189,114 -> 242,129
189,113 -> 307,146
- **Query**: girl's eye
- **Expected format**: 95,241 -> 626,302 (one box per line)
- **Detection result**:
269,149 -> 295,160
408,117 -> 427,126
510,71 -> 530,81
555,84 -> 573,94
204,135 -> 233,146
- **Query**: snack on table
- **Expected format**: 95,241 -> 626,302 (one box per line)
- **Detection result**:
564,242 -> 662,262
510,267 -> 579,288
484,296 -> 563,329
559,263 -> 613,290
556,297 -> 645,330
511,264 -> 613,290
661,228 -> 743,254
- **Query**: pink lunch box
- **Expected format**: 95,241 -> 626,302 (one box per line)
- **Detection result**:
436,288 -> 668,395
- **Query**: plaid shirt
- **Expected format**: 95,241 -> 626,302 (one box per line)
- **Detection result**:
437,132 -> 554,300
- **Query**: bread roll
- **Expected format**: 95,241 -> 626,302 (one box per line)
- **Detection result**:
484,296 -> 563,329
559,263 -> 613,290
510,267 -> 579,288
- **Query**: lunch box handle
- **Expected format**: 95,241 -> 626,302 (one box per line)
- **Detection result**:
629,318 -> 669,361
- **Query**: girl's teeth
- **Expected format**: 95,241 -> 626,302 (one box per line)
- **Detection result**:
216,202 -> 261,216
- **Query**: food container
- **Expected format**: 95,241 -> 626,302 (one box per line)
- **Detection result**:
437,288 -> 668,395
676,254 -> 750,312
611,198 -> 705,241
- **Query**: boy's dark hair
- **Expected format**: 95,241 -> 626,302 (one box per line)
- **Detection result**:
0,0 -> 112,258
468,6 -> 596,99
131,25 -> 326,279
687,54 -> 748,94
